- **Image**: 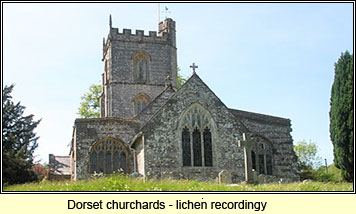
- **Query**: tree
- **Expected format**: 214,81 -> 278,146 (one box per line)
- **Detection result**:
329,51 -> 354,182
177,67 -> 187,88
2,84 -> 41,185
77,84 -> 102,118
294,140 -> 322,180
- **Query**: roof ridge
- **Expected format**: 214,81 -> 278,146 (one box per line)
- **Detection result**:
134,86 -> 176,120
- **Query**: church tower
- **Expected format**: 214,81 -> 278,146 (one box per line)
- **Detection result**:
100,16 -> 178,118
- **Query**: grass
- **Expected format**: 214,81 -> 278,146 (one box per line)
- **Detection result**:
3,174 -> 353,192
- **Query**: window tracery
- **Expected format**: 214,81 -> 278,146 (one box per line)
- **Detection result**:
89,138 -> 128,174
179,104 -> 214,167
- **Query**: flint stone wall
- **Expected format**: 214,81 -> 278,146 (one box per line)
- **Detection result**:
139,74 -> 246,182
230,109 -> 299,181
74,118 -> 140,179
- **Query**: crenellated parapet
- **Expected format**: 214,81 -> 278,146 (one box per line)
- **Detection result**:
103,18 -> 176,59
110,28 -> 169,42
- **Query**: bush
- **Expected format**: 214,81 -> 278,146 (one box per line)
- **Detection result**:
314,164 -> 345,182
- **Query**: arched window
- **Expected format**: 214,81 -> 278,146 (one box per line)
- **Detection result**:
179,104 -> 215,167
256,142 -> 273,175
134,93 -> 150,114
89,137 -> 128,174
132,51 -> 150,83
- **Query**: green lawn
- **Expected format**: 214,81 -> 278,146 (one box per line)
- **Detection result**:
3,174 -> 353,192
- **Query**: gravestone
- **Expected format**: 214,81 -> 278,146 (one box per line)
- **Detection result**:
218,170 -> 232,184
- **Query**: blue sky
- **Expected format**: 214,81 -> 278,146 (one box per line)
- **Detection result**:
3,3 -> 353,165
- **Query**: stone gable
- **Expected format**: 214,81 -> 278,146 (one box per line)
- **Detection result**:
135,73 -> 246,181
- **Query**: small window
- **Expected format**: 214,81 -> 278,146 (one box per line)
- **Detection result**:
134,94 -> 150,114
132,51 -> 150,83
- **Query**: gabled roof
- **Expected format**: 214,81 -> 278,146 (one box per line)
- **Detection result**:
134,85 -> 176,124
50,155 -> 71,175
139,72 -> 248,133
229,108 -> 291,126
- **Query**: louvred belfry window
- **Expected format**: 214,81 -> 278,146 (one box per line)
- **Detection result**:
132,51 -> 150,83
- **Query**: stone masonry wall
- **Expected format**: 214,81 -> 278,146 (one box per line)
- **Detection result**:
74,118 -> 140,179
109,83 -> 166,118
140,74 -> 246,182
230,109 -> 299,181
101,18 -> 177,118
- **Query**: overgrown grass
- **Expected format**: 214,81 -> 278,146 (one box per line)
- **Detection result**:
3,174 -> 353,192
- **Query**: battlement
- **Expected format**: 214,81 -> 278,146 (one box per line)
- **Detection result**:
103,17 -> 176,59
109,27 -> 169,40
103,17 -> 176,55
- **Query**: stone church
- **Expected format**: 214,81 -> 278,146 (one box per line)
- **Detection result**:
49,17 -> 299,183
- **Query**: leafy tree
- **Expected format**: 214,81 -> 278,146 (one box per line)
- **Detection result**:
77,84 -> 102,118
177,66 -> 187,88
294,140 -> 322,180
2,84 -> 41,185
329,51 -> 354,182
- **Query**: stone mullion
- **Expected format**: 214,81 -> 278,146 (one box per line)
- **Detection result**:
200,129 -> 205,167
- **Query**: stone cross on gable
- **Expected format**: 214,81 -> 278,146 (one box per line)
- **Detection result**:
190,63 -> 198,74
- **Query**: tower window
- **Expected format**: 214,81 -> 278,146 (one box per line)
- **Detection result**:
134,93 -> 150,114
132,51 -> 150,83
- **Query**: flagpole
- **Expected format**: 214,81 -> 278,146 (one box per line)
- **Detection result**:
158,3 -> 160,23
